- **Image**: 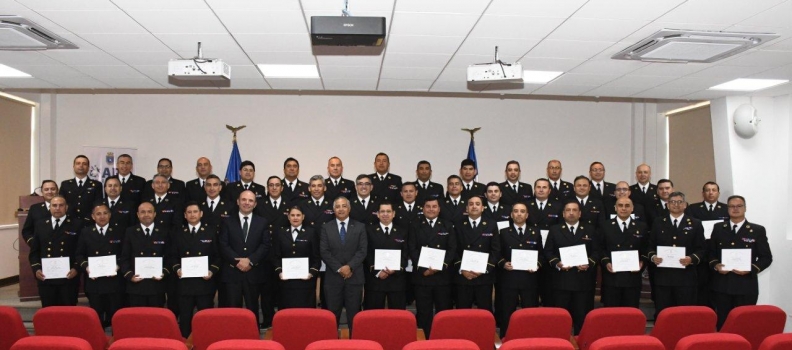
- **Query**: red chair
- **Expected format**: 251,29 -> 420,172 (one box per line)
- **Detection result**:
430,309 -> 496,350
574,307 -> 646,350
499,338 -> 574,350
11,336 -> 92,350
306,340 -> 383,350
674,333 -> 750,350
208,340 -> 285,350
758,333 -> 792,350
272,309 -> 338,350
720,305 -> 787,350
403,339 -> 479,350
191,308 -> 261,350
650,306 -> 717,350
352,310 -> 417,350
589,336 -> 665,350
502,308 -> 572,342
32,306 -> 110,350
0,306 -> 29,350
112,307 -> 185,342
109,338 -> 188,350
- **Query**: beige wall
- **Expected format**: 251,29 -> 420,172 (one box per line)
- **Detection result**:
0,97 -> 32,225
668,105 -> 716,202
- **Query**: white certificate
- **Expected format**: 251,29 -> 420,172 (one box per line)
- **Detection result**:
460,250 -> 489,273
702,220 -> 722,240
540,230 -> 550,246
42,257 -> 70,279
374,249 -> 401,270
510,249 -> 538,271
135,257 -> 163,278
559,244 -> 589,267
497,221 -> 510,230
180,256 -> 208,278
88,255 -> 117,278
656,246 -> 686,269
282,258 -> 309,280
610,250 -> 640,272
417,247 -> 445,270
721,249 -> 752,271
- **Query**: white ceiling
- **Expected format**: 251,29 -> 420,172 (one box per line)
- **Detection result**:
1,0 -> 792,100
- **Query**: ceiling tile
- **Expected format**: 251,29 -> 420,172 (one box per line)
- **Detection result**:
10,64 -> 88,79
323,79 -> 378,90
456,37 -> 539,57
626,62 -> 709,77
518,57 -> 586,71
573,0 -> 686,21
682,90 -> 743,100
435,68 -> 468,82
80,33 -> 172,52
112,0 -> 209,11
316,55 -> 383,67
40,76 -> 110,88
761,38 -> 792,52
215,10 -> 307,34
581,84 -> 647,97
234,34 -> 312,52
485,0 -> 586,18
547,18 -> 650,42
97,77 -> 165,89
444,54 -> 521,70
605,75 -> 677,88
655,76 -> 727,91
382,53 -> 452,68
386,35 -> 466,55
569,59 -> 648,75
227,78 -> 270,89
550,73 -> 620,86
430,80 -> 484,93
111,52 -> 180,66
301,0 -> 395,12
380,66 -> 443,80
532,83 -> 598,96
176,50 -> 253,65
687,65 -> 774,80
0,52 -> 63,66
377,78 -> 433,91
0,78 -> 59,88
395,0 -> 490,14
38,10 -> 146,34
267,78 -> 323,90
631,87 -> 692,99
319,65 -> 381,80
42,51 -> 124,66
73,65 -> 147,80
525,40 -> 615,59
16,0 -> 117,11
723,50 -> 792,67
389,13 -> 480,37
747,64 -> 792,79
658,0 -> 786,25
126,10 -> 227,34
470,15 -> 565,40
155,33 -> 240,52
738,1 -> 792,28
205,0 -> 301,11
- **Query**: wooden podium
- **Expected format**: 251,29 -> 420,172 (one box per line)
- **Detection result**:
17,195 -> 44,301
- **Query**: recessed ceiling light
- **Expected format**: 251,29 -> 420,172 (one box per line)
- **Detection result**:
708,78 -> 789,91
523,70 -> 563,84
0,64 -> 32,78
257,64 -> 319,79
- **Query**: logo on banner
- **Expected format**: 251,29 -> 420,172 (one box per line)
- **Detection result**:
105,152 -> 114,164
89,165 -> 101,180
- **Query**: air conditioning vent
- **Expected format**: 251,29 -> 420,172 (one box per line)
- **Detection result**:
612,29 -> 778,63
0,16 -> 78,50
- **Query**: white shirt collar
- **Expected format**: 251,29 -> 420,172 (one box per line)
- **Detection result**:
119,174 -> 129,182
488,202 -> 499,211
449,195 -> 461,201
468,216 -> 481,226
140,223 -> 154,231
417,180 -> 429,187
566,221 -> 579,230
577,195 -> 589,202
51,215 -> 65,228
617,217 -> 630,227
336,218 -> 349,229
207,195 -> 219,203
514,223 -> 526,231
239,212 -> 252,223
75,176 -> 87,182
155,194 -> 167,202
670,213 -> 684,221
358,195 -> 370,203
241,181 -> 252,187
313,196 -> 325,204
508,180 -> 519,187
729,219 -> 746,232
404,201 -> 415,208
462,180 -> 475,187
291,225 -> 302,232
380,222 -> 393,231
45,202 -> 51,210
189,223 -> 201,231
376,172 -> 389,178
270,196 -> 280,204
536,199 -> 547,206
96,223 -> 109,232
107,196 -> 120,202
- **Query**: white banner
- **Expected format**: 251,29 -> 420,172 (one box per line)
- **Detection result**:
82,146 -> 138,183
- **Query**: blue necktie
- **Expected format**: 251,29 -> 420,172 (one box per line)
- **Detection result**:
340,222 -> 347,244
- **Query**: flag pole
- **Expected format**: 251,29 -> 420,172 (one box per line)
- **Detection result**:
462,127 -> 481,180
224,125 -> 246,184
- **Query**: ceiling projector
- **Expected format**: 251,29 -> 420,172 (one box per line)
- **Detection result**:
466,46 -> 523,83
168,42 -> 230,83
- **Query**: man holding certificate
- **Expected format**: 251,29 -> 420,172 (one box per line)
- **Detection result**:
29,195 -> 82,307
598,198 -> 648,308
527,178 -> 562,307
273,206 -> 320,309
497,203 -> 543,338
364,202 -> 409,309
120,202 -> 171,307
453,196 -> 500,313
76,204 -> 124,327
708,195 -> 772,329
647,191 -> 706,320
544,201 -> 599,335
170,202 -> 221,338
686,181 -> 729,309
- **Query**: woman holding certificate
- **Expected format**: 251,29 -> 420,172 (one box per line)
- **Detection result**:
598,198 -> 649,308
273,206 -> 321,309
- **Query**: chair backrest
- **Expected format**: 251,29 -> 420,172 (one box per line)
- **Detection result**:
112,307 -> 184,342
575,307 -> 646,350
429,309 -> 496,350
758,333 -> 792,350
109,338 -> 188,350
0,306 -> 29,350
503,308 -> 572,342
32,306 -> 109,350
11,336 -> 92,350
352,310 -> 417,350
674,333 -> 751,350
650,306 -> 717,350
272,308 -> 338,350
720,305 -> 787,350
590,336 -> 665,350
402,339 -> 479,350
306,340 -> 383,350
499,338 -> 574,350
207,340 -> 286,350
191,308 -> 261,350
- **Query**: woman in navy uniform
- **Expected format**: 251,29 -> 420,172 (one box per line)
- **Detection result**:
273,206 -> 321,309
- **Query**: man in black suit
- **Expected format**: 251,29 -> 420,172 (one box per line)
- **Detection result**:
200,175 -> 233,232
547,160 -> 574,203
224,160 -> 266,206
143,158 -> 186,202
648,191 -> 706,320
599,198 -> 649,308
218,190 -> 271,325
350,174 -> 379,225
606,181 -> 647,223
29,196 -> 82,307
97,177 -> 135,229
146,175 -> 184,232
370,152 -> 402,202
364,201 -> 409,309
394,182 -> 422,228
414,160 -> 444,205
61,155 -> 103,223
76,203 -> 124,327
22,180 -> 59,246
544,201 -> 600,334
120,202 -> 171,307
320,197 -> 368,333
483,182 -> 511,223
185,157 -> 215,203
325,156 -> 356,202
573,176 -> 608,229
261,176 -> 290,235
686,181 -> 729,309
629,164 -> 657,209
454,196 -> 499,313
299,175 -> 336,234
499,160 -> 533,207
647,179 -> 674,227
282,157 -> 310,204
588,162 -> 615,203
439,175 -> 466,223
527,178 -> 563,307
709,195 -> 772,329
109,154 -> 146,208
459,159 -> 485,201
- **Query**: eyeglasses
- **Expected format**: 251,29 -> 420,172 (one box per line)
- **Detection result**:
668,200 -> 685,205
728,204 -> 745,209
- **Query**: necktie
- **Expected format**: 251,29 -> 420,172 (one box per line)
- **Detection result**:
428,219 -> 434,228
334,180 -> 338,187
99,227 -> 105,236
361,199 -> 366,209
642,186 -> 646,193
289,182 -> 294,191
466,184 -> 471,191
273,200 -> 278,208
518,227 -> 524,236
453,199 -> 458,207
569,226 -> 575,234
78,179 -> 84,188
663,202 -> 667,210
145,227 -> 150,236
339,222 -> 347,244
122,177 -> 127,185
513,184 -> 518,192
54,218 -> 61,230
293,229 -> 299,241
673,218 -> 678,228
472,220 -> 477,229
315,200 -> 320,206
407,204 -> 412,212
200,180 -> 204,188
191,227 -> 197,235
732,224 -> 738,234
384,227 -> 390,235
157,197 -> 161,204
580,199 -> 585,207
209,200 -> 215,212
423,183 -> 427,190
596,183 -> 601,194
553,182 -> 558,191
380,176 -> 384,181
244,184 -> 249,190
709,204 -> 714,212
109,200 -> 115,210
242,217 -> 249,242
622,222 -> 627,232
539,202 -> 544,211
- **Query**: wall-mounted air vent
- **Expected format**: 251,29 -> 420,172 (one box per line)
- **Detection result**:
612,29 -> 777,63
0,15 -> 78,50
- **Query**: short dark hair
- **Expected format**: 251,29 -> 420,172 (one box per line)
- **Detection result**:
460,159 -> 475,168
447,175 -> 462,183
74,154 -> 89,165
158,158 -> 172,167
727,195 -> 746,206
669,191 -> 686,201
658,179 -> 674,187
416,160 -> 431,169
267,175 -> 281,183
564,200 -> 581,211
41,179 -> 58,189
183,201 -> 202,212
423,197 -> 440,206
92,203 -> 109,213
375,152 -> 390,161
240,160 -> 255,171
534,178 -> 550,187
356,174 -> 371,182
573,175 -> 590,184
284,157 -> 299,168
104,177 -> 121,186
206,174 -> 221,182
589,161 -> 604,170
118,154 -> 133,161
402,182 -> 417,191
378,201 -> 393,211
288,206 -> 303,215
486,182 -> 500,190
505,160 -> 520,169
702,181 -> 720,192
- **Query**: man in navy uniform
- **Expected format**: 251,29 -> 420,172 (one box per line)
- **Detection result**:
459,159 -> 485,201
370,152 -> 403,202
22,180 -> 59,246
185,157 -> 216,203
282,158 -> 311,203
146,175 -> 184,232
606,181 -> 647,223
483,182 -> 511,223
630,164 -> 657,209
453,196 -> 499,313
394,182 -> 422,228
686,181 -> 729,309
599,198 -> 648,308
200,175 -> 233,232
97,177 -> 135,229
546,160 -> 573,203
499,160 -> 533,206
573,176 -> 608,229
325,156 -> 356,202
350,174 -> 379,225
224,160 -> 266,207
143,158 -> 186,202
60,155 -> 103,223
588,162 -> 615,203
527,178 -> 562,307
120,202 -> 171,307
364,201 -> 409,309
108,154 -> 146,208
299,175 -> 335,234
439,175 -> 466,223
414,160 -> 444,205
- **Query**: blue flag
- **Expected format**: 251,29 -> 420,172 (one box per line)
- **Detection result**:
224,140 -> 242,183
467,138 -> 478,177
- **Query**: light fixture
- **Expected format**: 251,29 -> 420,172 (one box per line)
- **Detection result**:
708,78 -> 789,91
612,29 -> 778,63
733,104 -> 760,138
523,70 -> 563,84
257,64 -> 319,79
0,64 -> 31,77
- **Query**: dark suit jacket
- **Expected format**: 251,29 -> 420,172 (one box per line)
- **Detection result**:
439,196 -> 467,223
223,181 -> 266,205
482,203 -> 511,223
185,178 -> 205,203
119,224 -> 171,295
549,180 -> 574,203
647,216 -> 706,287
29,216 -> 82,285
170,224 -> 220,295
527,200 -> 562,230
686,201 -> 729,221
598,219 -> 649,288
60,178 -> 103,222
145,195 -> 184,232
75,224 -> 124,293
708,221 -> 772,295
365,224 -> 409,291
578,197 -> 608,229
218,214 -> 270,283
394,202 -> 422,228
320,219 -> 368,285
282,179 -> 310,204
200,197 -> 233,232
414,181 -> 444,205
499,182 -> 533,206
350,197 -> 379,225
460,181 -> 486,201
298,198 -> 335,234
22,202 -> 49,246
143,177 -> 186,203
453,219 -> 500,286
589,181 -> 616,203
325,177 -> 356,202
258,197 -> 291,235
498,225 -> 543,289
544,223 -> 600,292
96,197 -> 136,229
629,183 -> 657,208
273,226 -> 321,289
408,217 -> 456,286
370,173 -> 403,202
107,174 -> 146,208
